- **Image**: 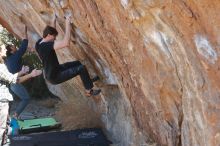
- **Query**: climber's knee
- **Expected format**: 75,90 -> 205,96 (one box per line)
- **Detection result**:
77,65 -> 85,72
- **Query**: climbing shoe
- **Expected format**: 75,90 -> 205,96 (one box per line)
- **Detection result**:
91,76 -> 100,82
85,89 -> 101,97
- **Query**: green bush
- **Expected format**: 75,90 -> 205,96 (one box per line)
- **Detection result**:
22,52 -> 51,98
0,27 -> 20,47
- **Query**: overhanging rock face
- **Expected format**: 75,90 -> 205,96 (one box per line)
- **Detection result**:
0,0 -> 219,146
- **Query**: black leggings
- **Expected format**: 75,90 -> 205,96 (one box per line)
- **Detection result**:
48,61 -> 93,90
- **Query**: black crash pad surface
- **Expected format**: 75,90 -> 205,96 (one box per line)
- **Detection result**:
9,128 -> 111,146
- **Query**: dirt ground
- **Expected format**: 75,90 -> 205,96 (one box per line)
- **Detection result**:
10,96 -> 102,130
10,97 -> 58,120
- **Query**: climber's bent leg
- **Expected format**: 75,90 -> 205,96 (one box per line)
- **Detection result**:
59,61 -> 82,71
49,62 -> 94,90
78,65 -> 94,90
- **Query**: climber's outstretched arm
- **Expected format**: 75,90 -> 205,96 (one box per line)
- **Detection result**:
54,15 -> 71,50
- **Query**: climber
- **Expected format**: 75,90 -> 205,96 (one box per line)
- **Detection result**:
35,14 -> 101,97
5,25 -> 39,119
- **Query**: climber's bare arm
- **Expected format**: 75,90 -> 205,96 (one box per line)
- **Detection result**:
54,15 -> 71,50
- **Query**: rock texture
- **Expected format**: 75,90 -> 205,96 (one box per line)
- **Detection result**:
0,0 -> 219,146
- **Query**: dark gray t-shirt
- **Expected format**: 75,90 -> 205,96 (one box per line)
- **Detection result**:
35,38 -> 60,80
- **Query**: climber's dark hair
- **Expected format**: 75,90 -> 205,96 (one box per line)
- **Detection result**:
43,25 -> 58,38
6,44 -> 13,57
